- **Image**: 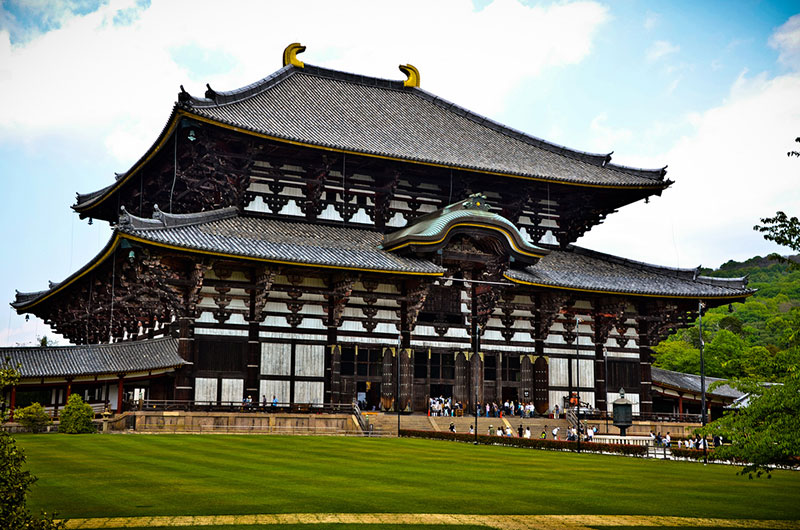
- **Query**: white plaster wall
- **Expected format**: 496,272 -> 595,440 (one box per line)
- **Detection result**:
295,344 -> 324,377
261,343 -> 291,375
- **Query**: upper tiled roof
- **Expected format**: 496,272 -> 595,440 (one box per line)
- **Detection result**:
651,367 -> 744,399
506,246 -> 754,299
118,208 -> 444,275
0,337 -> 183,379
181,64 -> 668,188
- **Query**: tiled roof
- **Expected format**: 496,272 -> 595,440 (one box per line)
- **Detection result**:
651,367 -> 744,399
0,337 -> 183,378
506,246 -> 754,298
118,208 -> 444,275
182,64 -> 668,189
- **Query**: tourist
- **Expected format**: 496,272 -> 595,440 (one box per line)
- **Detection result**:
552,426 -> 559,439
469,424 -> 474,435
587,426 -> 594,442
518,424 -> 524,437
449,422 -> 456,433
488,425 -> 494,436
541,426 -> 547,439
272,395 -> 278,407
525,426 -> 531,439
664,432 -> 671,448
553,404 -> 560,419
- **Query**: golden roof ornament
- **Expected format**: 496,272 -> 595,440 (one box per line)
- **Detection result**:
399,64 -> 420,88
283,43 -> 306,68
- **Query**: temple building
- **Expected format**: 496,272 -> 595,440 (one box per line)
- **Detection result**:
6,44 -> 753,419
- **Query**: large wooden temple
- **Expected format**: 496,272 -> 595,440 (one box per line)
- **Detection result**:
8,44 -> 753,418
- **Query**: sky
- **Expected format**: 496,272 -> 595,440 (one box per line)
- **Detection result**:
1,0 -> 798,346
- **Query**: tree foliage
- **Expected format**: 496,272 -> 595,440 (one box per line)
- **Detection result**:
58,394 -> 95,434
653,255 -> 800,383
15,403 -> 51,434
0,360 -> 65,529
699,371 -> 800,478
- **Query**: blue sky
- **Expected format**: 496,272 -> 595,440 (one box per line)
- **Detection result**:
1,0 -> 798,346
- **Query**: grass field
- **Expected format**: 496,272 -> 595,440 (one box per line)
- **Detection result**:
14,434 -> 800,528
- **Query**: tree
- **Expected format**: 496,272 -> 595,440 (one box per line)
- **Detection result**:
0,360 -> 65,529
700,370 -> 800,478
58,394 -> 95,434
753,138 -> 800,269
15,403 -> 51,434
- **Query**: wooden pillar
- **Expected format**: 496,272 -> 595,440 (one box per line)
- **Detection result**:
678,395 -> 684,415
381,346 -> 395,411
594,342 -> 607,413
398,348 -> 413,411
175,316 -> 195,402
637,319 -> 654,415
453,351 -> 468,406
398,282 -> 412,411
520,355 -> 534,405
66,379 -> 73,401
470,351 -> 484,413
116,376 -> 124,414
246,286 -> 260,404
9,386 -> 16,421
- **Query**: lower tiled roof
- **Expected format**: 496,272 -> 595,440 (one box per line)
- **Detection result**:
651,367 -> 743,399
119,209 -> 444,275
0,337 -> 183,378
506,246 -> 754,299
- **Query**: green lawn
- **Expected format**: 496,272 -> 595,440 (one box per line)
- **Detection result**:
15,435 -> 800,521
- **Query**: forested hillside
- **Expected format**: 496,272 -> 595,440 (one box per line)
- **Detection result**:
652,255 -> 800,383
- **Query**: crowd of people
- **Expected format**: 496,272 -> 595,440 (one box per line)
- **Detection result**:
429,396 -> 464,416
474,400 -> 540,418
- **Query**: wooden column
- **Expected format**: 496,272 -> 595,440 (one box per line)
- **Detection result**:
246,286 -> 260,403
329,345 -> 342,404
636,318 -> 654,415
381,347 -> 395,411
175,316 -> 195,402
65,379 -> 73,401
470,352 -> 483,413
678,395 -> 684,414
116,376 -> 124,414
398,282 -> 412,411
520,355 -> 534,405
398,348 -> 413,412
453,351 -> 468,406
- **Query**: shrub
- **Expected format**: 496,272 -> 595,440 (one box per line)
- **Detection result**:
399,429 -> 648,456
15,403 -> 51,433
58,395 -> 95,434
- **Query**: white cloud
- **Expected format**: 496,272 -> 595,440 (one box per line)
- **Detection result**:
647,40 -> 679,62
644,11 -> 659,30
0,0 -> 610,167
769,13 -> 800,70
587,112 -> 633,153
580,69 -> 800,269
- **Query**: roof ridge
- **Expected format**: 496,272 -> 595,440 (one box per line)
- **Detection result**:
0,336 -> 176,352
118,205 -> 239,230
182,62 -> 667,178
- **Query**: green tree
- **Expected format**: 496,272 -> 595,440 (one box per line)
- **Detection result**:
700,370 -> 800,478
0,360 -> 65,529
58,394 -> 95,434
15,403 -> 51,434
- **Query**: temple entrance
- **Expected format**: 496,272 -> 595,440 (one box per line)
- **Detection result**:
357,381 -> 381,411
429,383 -> 453,399
501,386 -> 518,403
